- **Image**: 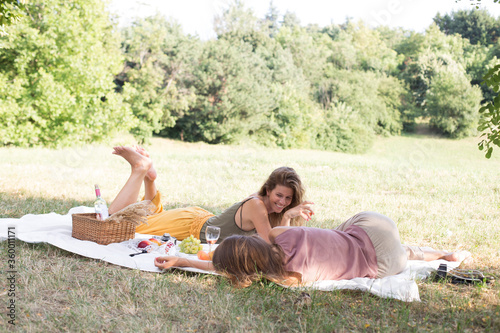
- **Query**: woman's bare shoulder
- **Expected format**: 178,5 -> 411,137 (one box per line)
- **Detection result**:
243,196 -> 266,210
244,194 -> 264,204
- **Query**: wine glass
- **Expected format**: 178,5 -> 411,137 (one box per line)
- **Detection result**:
205,226 -> 221,254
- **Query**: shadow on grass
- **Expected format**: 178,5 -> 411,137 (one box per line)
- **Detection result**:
0,191 -> 92,218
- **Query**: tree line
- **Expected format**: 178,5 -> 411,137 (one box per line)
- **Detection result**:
1,0 -> 499,153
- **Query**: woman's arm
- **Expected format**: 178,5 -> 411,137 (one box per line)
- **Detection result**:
243,199 -> 314,243
280,201 -> 315,226
240,199 -> 274,243
268,226 -> 294,243
154,256 -> 215,272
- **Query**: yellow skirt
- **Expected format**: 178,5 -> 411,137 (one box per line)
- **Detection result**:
135,191 -> 215,241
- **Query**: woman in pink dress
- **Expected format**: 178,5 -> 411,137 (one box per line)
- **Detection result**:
155,211 -> 471,286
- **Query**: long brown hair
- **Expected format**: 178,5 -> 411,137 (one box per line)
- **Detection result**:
258,167 -> 305,227
212,235 -> 293,288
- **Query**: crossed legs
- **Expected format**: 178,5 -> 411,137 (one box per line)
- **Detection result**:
108,146 -> 158,215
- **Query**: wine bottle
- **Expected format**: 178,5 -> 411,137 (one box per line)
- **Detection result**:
94,184 -> 109,220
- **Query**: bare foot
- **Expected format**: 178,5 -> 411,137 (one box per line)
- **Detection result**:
112,146 -> 152,177
443,250 -> 472,263
134,146 -> 157,182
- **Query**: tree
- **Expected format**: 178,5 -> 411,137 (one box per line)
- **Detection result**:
118,14 -> 199,143
314,101 -> 375,153
400,51 -> 482,137
164,39 -> 275,144
426,55 -> 482,138
214,0 -> 260,41
320,69 -> 404,136
434,9 -> 500,45
0,0 -> 133,147
342,21 -> 400,74
263,82 -> 321,149
275,25 -> 330,87
397,25 -> 485,135
281,11 -> 300,29
262,0 -> 280,37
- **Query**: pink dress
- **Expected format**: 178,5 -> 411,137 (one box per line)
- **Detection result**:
274,226 -> 378,282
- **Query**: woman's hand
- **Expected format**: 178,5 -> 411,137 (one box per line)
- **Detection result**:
283,201 -> 314,222
154,256 -> 181,270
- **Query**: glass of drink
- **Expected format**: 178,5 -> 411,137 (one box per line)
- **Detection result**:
205,226 -> 220,254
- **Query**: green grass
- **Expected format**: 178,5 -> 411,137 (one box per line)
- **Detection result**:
1,135 -> 499,332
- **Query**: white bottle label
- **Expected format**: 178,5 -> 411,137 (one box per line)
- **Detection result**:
95,204 -> 109,220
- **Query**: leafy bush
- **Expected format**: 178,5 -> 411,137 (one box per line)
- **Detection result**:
314,102 -> 375,154
0,0 -> 133,147
318,69 -> 403,136
257,83 -> 320,149
426,60 -> 482,138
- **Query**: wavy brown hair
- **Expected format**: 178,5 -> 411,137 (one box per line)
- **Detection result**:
258,166 -> 305,227
212,235 -> 300,288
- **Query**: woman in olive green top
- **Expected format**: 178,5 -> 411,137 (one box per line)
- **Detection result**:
107,146 -> 314,243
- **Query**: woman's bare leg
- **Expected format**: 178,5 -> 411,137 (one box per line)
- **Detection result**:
425,250 -> 472,263
135,146 -> 157,201
405,245 -> 472,262
108,146 -> 153,214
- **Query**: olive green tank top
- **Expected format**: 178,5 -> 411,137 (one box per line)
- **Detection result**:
199,197 -> 257,243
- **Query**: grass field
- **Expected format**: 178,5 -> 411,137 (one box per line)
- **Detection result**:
1,135 -> 499,332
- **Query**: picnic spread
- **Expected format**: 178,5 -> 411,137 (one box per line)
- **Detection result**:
0,206 -> 470,302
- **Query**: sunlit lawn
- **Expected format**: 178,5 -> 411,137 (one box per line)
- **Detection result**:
0,134 -> 499,332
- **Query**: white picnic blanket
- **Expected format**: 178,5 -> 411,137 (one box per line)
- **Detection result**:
0,207 -> 462,302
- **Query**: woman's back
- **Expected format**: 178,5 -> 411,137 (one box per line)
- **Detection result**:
274,226 -> 378,282
200,198 -> 257,243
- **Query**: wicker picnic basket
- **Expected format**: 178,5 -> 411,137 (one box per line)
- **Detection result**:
72,213 -> 136,245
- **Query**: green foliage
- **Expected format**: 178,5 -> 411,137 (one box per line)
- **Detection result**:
119,14 -> 199,143
275,25 -> 330,87
394,31 -> 426,61
164,39 -> 275,144
478,63 -> 500,158
323,28 -> 359,71
262,83 -> 320,149
314,102 -> 375,153
422,24 -> 472,67
433,9 -> 500,102
0,0 -> 133,147
281,11 -> 300,29
214,0 -> 260,41
341,21 -> 400,74
426,57 -> 482,138
0,0 -> 26,36
317,22 -> 400,76
249,40 -> 319,149
318,69 -> 404,136
1,0 -> 495,153
434,9 -> 500,45
398,26 -> 483,136
464,43 -> 496,101
262,1 -> 280,38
